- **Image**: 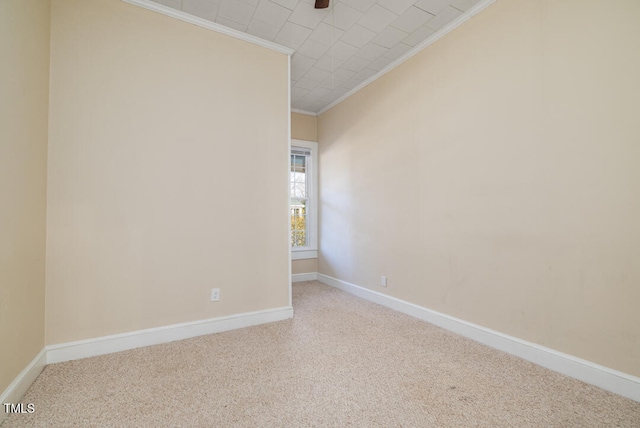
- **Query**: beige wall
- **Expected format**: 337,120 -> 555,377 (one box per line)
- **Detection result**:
46,0 -> 290,345
0,0 -> 50,395
291,112 -> 318,275
292,258 -> 317,275
291,112 -> 317,142
318,0 -> 640,377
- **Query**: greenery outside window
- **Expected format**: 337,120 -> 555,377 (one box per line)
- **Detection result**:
290,139 -> 318,260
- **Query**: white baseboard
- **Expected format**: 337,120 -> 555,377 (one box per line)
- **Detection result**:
46,306 -> 293,364
2,306 -> 293,419
0,348 -> 47,423
316,273 -> 640,403
292,272 -> 318,282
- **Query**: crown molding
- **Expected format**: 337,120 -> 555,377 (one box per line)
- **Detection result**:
121,0 -> 294,56
317,0 -> 497,115
291,108 -> 318,117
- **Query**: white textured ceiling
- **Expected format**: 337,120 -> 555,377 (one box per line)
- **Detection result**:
151,0 -> 484,114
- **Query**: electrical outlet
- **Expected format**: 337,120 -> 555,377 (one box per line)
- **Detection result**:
381,276 -> 387,287
210,288 -> 220,302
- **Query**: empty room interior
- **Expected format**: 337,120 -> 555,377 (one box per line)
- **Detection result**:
1,0 -> 639,425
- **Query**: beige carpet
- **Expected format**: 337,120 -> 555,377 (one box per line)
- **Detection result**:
3,281 -> 639,427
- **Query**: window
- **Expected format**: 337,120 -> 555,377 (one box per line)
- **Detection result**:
290,139 -> 318,260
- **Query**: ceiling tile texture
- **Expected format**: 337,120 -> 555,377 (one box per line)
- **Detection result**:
151,0 -> 483,113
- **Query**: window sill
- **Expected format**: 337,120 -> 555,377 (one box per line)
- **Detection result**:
291,249 -> 318,260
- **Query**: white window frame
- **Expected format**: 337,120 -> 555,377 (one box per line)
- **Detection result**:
290,139 -> 318,260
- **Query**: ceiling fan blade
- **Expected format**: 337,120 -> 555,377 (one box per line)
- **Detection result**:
315,0 -> 329,9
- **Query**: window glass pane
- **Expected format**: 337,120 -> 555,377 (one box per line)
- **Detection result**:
290,199 -> 307,247
290,152 -> 307,200
291,155 -> 306,172
290,146 -> 314,249
291,171 -> 306,198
